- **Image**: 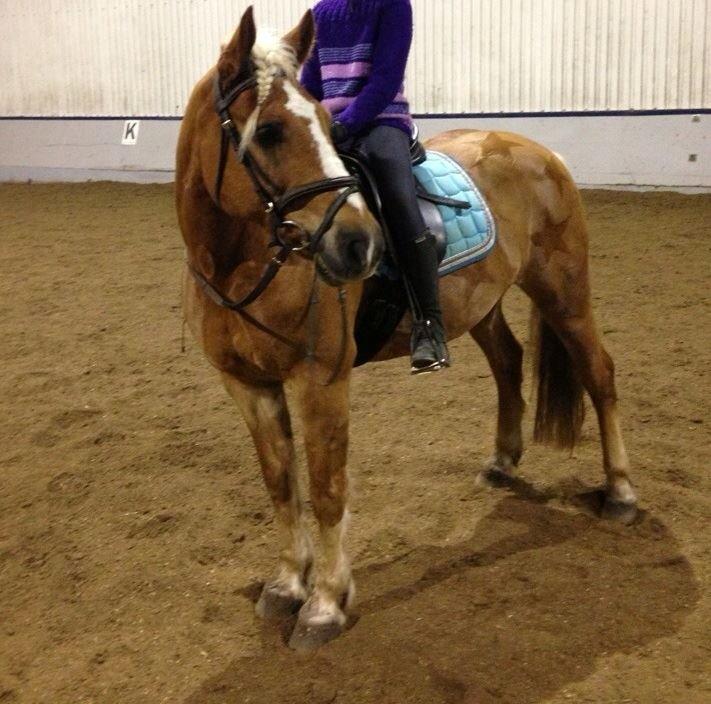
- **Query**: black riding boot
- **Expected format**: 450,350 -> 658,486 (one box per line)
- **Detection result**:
401,231 -> 451,374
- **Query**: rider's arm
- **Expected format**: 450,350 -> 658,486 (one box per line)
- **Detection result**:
337,0 -> 413,136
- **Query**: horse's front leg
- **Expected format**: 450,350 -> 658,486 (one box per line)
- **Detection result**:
289,375 -> 354,650
221,373 -> 313,619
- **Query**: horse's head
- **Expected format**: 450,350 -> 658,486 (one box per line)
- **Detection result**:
211,6 -> 383,284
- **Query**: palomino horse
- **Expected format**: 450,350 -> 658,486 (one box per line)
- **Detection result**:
177,7 -> 637,650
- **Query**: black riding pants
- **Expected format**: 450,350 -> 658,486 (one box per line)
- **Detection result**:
352,125 -> 442,326
353,125 -> 428,248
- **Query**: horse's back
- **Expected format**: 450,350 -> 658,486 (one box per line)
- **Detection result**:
425,128 -> 586,261
425,128 -> 576,197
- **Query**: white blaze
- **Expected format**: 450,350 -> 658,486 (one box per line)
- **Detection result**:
283,81 -> 366,214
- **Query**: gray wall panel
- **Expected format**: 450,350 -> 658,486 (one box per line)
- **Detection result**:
1,114 -> 707,189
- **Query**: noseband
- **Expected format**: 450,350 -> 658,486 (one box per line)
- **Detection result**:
188,71 -> 359,384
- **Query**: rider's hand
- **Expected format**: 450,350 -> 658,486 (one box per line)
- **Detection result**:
330,121 -> 349,145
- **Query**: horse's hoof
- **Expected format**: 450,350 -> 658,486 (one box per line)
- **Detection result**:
288,618 -> 344,651
476,466 -> 515,488
255,585 -> 304,621
601,498 -> 638,525
477,452 -> 519,488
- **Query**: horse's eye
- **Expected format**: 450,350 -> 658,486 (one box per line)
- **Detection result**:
255,122 -> 284,148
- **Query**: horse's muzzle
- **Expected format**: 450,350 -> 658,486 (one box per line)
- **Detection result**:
317,227 -> 383,284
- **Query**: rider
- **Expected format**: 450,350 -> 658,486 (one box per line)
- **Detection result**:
301,0 -> 450,374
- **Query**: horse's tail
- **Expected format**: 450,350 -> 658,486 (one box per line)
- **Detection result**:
529,305 -> 585,449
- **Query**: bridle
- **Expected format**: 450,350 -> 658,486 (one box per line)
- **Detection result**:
213,72 -> 361,252
188,70 -> 362,384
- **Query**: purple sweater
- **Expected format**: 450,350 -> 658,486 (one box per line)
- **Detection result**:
300,0 -> 414,137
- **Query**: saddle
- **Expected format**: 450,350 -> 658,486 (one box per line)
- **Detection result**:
340,137 -> 469,267
339,135 -> 496,366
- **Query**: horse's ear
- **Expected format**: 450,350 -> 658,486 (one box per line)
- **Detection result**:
218,5 -> 257,81
282,10 -> 315,66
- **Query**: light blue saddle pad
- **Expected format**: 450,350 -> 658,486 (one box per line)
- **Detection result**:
413,150 -> 497,276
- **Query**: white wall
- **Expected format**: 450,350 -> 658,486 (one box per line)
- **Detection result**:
1,0 -> 709,117
411,0 -> 711,114
1,0 -> 709,188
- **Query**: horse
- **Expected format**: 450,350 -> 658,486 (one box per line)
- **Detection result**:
176,7 -> 637,651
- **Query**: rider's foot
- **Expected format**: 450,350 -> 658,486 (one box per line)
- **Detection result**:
410,319 -> 451,374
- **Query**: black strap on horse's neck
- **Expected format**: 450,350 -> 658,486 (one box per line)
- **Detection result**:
189,244 -> 292,313
188,254 -> 349,385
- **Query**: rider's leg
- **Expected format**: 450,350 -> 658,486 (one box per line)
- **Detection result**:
356,125 -> 449,371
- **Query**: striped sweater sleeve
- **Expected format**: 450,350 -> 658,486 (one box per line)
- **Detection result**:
337,0 -> 413,134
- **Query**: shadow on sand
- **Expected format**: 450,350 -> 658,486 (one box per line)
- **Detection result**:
185,481 -> 698,704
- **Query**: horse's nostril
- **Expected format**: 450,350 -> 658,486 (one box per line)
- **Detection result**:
344,231 -> 369,270
348,238 -> 367,265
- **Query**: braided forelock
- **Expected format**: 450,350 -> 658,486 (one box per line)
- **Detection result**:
238,31 -> 299,158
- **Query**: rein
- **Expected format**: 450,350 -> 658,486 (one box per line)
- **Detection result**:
188,71 -> 360,385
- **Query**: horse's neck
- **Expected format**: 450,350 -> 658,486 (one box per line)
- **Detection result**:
182,133 -> 274,280
215,214 -> 271,273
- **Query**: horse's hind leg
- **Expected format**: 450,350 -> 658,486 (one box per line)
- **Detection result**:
522,229 -> 637,522
538,308 -> 637,522
470,301 -> 525,484
221,373 -> 313,619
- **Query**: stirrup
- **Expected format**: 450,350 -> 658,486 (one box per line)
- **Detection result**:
410,359 -> 445,375
410,348 -> 451,375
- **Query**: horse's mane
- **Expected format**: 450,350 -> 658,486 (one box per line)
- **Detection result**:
239,31 -> 299,157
